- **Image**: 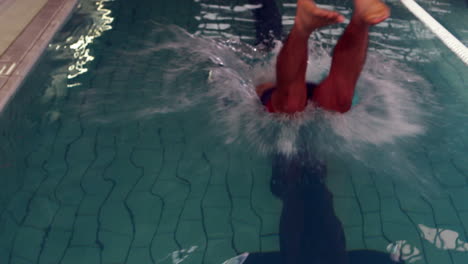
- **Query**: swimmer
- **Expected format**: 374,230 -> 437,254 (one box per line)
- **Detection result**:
257,0 -> 390,114
240,1 -> 397,264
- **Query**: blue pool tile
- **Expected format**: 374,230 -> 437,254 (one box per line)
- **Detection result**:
426,147 -> 451,164
343,226 -> 365,250
398,195 -> 433,214
430,198 -> 460,226
131,222 -> 160,249
104,167 -> 141,201
381,222 -> 422,251
61,246 -> 100,264
136,129 -> 163,150
38,229 -> 72,264
78,194 -> 105,216
449,187 -> 468,211
52,206 -> 78,231
202,151 -> 229,186
451,251 -> 468,264
363,236 -> 390,252
12,227 -> 44,262
0,248 -> 8,264
35,175 -> 64,199
20,167 -> 47,193
432,162 -> 466,188
157,159 -> 184,182
422,241 -> 453,264
100,201 -> 133,235
45,144 -> 69,173
70,216 -> 98,246
23,196 -> 59,229
250,177 -> 281,218
54,119 -> 83,145
96,128 -> 118,148
54,179 -> 85,207
157,208 -> 183,234
152,179 -> 188,209
7,191 -> 33,225
381,198 -> 411,224
89,146 -> 116,171
175,220 -> 207,250
363,212 -> 382,237
118,124 -> 140,144
99,230 -> 132,264
131,149 -> 163,192
406,212 -> 436,227
160,123 -> 185,145
10,257 -> 32,264
233,222 -> 261,253
205,238 -> 237,264
67,137 -> 96,163
80,169 -> 113,196
451,157 -> 468,176
0,215 -> 19,262
150,233 -> 178,264
227,166 -> 254,199
181,198 -> 203,221
203,185 -> 230,208
459,212 -> 468,233
178,166 -> 211,196
372,173 -> 396,198
203,207 -> 232,239
356,185 -> 380,213
259,212 -> 280,237
348,163 -> 374,187
333,197 -> 362,227
326,161 -> 355,197
126,247 -> 153,264
261,235 -> 280,252
231,197 -> 261,252
127,192 -> 163,247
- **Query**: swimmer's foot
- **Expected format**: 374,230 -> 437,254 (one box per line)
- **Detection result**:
295,0 -> 345,36
353,0 -> 390,25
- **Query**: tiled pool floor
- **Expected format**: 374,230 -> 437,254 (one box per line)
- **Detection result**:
0,0 -> 467,263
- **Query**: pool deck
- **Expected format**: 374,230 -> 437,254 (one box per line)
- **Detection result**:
0,0 -> 78,112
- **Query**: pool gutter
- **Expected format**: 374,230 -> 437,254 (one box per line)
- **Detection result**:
0,0 -> 79,113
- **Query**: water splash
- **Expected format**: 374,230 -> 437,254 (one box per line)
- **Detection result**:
79,24 -> 438,189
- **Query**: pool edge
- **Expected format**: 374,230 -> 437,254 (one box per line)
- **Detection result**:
0,0 -> 79,113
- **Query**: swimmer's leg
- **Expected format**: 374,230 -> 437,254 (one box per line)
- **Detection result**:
249,0 -> 283,50
269,0 -> 344,113
312,0 -> 390,113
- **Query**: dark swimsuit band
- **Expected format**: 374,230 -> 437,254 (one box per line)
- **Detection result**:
260,82 -> 318,106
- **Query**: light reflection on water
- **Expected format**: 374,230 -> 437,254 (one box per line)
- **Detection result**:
386,225 -> 468,263
419,224 -> 468,252
49,0 -> 114,82
40,0 -> 114,121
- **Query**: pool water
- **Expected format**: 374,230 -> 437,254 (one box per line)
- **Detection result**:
0,0 -> 467,263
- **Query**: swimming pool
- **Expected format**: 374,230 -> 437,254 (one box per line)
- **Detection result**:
0,0 -> 467,263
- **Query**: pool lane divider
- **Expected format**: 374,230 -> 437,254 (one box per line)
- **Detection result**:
400,0 -> 468,66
